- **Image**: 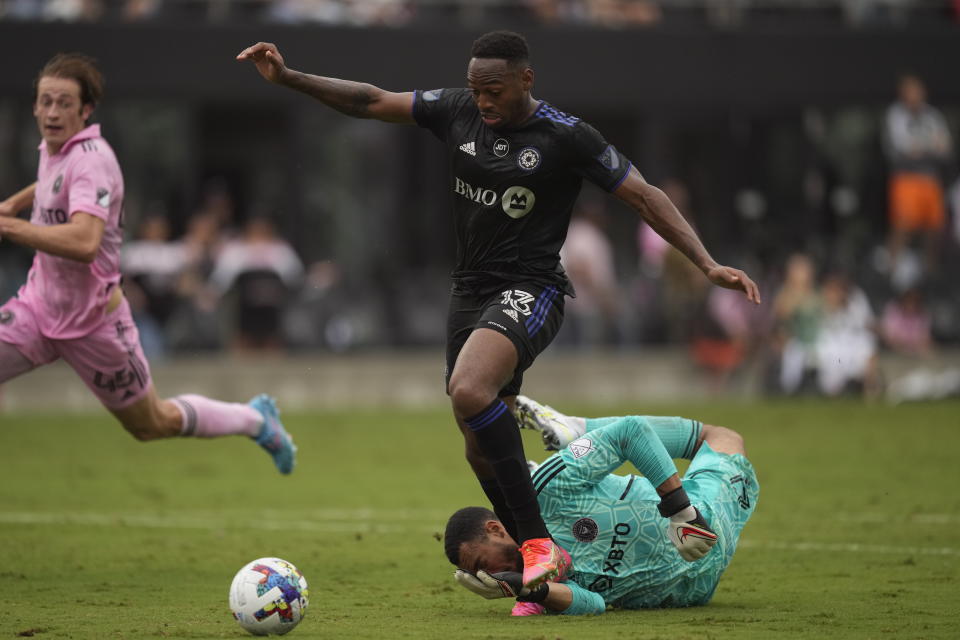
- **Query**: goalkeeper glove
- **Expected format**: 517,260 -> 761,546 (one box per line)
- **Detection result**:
658,486 -> 718,562
454,569 -> 550,603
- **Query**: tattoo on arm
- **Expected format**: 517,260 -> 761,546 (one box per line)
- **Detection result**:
285,71 -> 376,118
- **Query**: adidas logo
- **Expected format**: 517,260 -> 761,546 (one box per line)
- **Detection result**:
459,141 -> 476,156
503,309 -> 519,322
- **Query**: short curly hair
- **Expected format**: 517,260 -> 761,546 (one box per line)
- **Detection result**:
443,506 -> 497,566
471,31 -> 530,65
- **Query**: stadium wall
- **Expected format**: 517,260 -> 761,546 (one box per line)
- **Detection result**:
0,24 -> 958,110
3,348 -> 958,411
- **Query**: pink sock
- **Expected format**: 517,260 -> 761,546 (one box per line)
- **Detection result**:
171,394 -> 263,438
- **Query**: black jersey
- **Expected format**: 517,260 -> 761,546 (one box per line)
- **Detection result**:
413,88 -> 631,296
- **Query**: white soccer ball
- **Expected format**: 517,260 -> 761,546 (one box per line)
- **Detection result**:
229,557 -> 309,636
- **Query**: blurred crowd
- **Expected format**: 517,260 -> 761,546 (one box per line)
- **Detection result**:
0,51 -> 957,402
1,0 -> 959,27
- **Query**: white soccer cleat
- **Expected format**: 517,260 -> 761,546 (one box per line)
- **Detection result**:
514,395 -> 585,451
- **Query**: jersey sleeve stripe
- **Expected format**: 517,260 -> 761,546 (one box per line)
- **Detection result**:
606,160 -> 633,192
530,456 -> 564,485
534,464 -> 566,494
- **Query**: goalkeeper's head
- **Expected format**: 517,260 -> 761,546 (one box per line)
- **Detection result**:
443,507 -> 522,574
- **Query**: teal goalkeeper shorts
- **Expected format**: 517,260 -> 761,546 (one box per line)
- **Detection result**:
682,442 -> 760,578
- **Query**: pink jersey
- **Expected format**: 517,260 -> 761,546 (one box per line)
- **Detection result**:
18,124 -> 124,339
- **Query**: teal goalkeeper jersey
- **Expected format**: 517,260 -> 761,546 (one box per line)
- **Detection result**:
532,416 -> 758,615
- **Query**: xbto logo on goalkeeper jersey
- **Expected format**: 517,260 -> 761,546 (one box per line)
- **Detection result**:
603,522 -> 632,574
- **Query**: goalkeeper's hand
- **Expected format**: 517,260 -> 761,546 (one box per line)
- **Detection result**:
667,506 -> 718,561
454,570 -> 549,603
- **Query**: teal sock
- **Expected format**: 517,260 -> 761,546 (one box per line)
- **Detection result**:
586,416 -> 702,460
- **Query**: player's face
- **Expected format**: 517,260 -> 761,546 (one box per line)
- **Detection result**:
34,76 -> 93,154
459,537 -> 523,575
467,58 -> 534,130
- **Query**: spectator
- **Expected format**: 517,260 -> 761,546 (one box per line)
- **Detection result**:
122,213 -> 187,357
690,285 -> 753,393
775,253 -> 821,394
880,286 -> 934,356
884,74 -> 954,277
209,216 -> 303,351
559,197 -> 620,346
166,212 -> 226,352
814,272 -> 882,397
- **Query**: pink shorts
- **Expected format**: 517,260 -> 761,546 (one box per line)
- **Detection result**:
0,296 -> 152,409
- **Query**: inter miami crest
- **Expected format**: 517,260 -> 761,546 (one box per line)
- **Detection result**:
572,517 -> 599,542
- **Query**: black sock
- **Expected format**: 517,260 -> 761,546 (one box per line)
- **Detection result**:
465,399 -> 549,542
479,478 -> 518,541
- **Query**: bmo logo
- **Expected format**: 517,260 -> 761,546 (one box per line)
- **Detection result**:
454,177 -> 497,206
501,186 -> 536,219
453,178 -> 536,219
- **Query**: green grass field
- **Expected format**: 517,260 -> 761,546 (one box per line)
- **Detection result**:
2,400 -> 958,639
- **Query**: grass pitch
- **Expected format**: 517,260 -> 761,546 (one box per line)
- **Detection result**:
1,400 -> 958,639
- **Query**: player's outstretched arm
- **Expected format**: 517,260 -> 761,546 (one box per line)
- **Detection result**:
0,212 -> 104,263
236,42 -> 415,124
0,183 -> 37,217
614,168 -> 760,305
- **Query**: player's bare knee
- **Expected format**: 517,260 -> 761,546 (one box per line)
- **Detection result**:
448,378 -> 497,419
702,424 -> 745,456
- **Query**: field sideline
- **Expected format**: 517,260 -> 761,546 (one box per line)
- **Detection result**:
2,400 -> 958,639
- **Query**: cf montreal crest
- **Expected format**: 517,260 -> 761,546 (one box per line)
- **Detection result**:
572,517 -> 599,542
517,147 -> 541,171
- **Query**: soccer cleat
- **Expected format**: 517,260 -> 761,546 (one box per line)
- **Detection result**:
511,601 -> 546,616
519,537 -> 571,589
249,394 -> 297,475
514,395 -> 585,451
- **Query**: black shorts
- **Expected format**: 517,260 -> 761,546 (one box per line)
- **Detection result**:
445,280 -> 565,397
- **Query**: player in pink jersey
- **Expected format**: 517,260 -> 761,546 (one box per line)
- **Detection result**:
0,53 -> 296,474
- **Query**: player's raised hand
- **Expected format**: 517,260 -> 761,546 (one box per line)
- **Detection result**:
705,265 -> 761,305
667,506 -> 718,561
236,42 -> 288,84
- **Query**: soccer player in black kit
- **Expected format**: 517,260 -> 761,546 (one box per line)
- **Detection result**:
238,31 -> 761,589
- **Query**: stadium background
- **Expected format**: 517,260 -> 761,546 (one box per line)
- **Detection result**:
2,1 -> 959,409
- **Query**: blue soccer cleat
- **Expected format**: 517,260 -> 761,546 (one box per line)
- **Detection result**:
249,394 -> 296,474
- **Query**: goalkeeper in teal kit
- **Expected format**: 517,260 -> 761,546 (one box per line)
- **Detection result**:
444,397 -> 759,616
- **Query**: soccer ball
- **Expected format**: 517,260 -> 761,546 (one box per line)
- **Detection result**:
229,557 -> 309,636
